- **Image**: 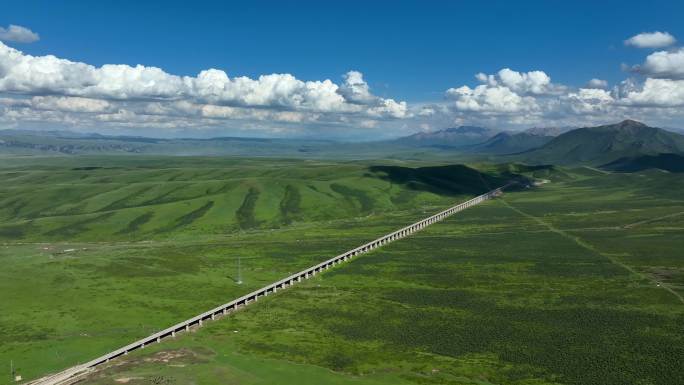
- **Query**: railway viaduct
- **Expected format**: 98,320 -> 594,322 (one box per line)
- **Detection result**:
27,185 -> 510,385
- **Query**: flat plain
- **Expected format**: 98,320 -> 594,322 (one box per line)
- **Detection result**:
1,157 -> 682,385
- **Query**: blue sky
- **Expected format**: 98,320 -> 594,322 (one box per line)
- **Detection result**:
1,0 -> 683,138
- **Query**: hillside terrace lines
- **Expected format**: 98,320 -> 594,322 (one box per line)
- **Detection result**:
4,176 -> 362,222
0,181 -> 236,222
623,211 -> 684,229
26,185 -> 509,385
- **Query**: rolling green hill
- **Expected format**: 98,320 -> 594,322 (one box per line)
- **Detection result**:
522,120 -> 684,165
0,157 -> 509,243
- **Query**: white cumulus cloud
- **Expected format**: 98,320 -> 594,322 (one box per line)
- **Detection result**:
444,68 -> 561,117
473,68 -> 564,95
616,78 -> 684,107
4,37 -> 684,136
446,84 -> 537,114
566,88 -> 614,114
338,71 -> 377,105
0,41 -> 411,134
631,48 -> 684,79
625,31 -> 676,48
441,65 -> 684,128
0,41 -> 404,114
367,99 -> 410,118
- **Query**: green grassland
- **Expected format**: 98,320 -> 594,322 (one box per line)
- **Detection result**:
0,157 -> 509,242
1,157 -> 682,385
0,156 -> 511,383
71,166 -> 684,385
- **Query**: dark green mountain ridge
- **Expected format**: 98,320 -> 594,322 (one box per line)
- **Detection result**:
522,120 -> 684,165
465,132 -> 554,154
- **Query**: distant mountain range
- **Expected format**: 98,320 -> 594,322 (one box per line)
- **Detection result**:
523,126 -> 574,137
393,126 -> 500,148
0,125 -> 539,157
521,120 -> 684,165
0,129 -> 335,157
464,132 -> 555,155
392,125 -> 564,154
2,120 -> 683,169
394,120 -> 684,167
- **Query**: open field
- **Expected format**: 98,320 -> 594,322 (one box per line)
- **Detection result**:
0,156 -> 511,383
72,166 -> 684,385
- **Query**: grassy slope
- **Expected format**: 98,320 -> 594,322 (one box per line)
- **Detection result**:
0,156 -> 507,383
78,168 -> 684,385
601,153 -> 684,173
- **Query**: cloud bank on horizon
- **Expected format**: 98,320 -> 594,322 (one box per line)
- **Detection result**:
1,25 -> 683,137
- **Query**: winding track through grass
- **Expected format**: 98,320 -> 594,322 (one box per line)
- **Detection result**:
623,210 -> 684,229
583,166 -> 611,175
499,198 -> 684,305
